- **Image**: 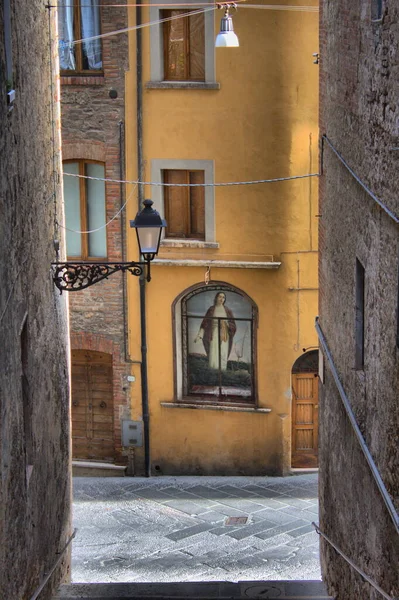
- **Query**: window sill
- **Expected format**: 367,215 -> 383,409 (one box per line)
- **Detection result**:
161,239 -> 219,249
146,81 -> 220,90
161,401 -> 271,414
60,75 -> 105,86
153,258 -> 281,269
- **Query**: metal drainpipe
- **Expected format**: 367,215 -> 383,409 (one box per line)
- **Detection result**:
119,119 -> 129,363
136,1 -> 151,478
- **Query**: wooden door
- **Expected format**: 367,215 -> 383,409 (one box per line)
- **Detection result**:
291,373 -> 319,468
71,350 -> 115,462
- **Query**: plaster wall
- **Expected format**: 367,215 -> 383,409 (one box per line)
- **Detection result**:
0,3 -> 71,598
125,1 -> 319,475
319,1 -> 399,597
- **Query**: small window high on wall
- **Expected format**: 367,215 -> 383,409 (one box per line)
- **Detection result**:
355,259 -> 365,370
175,283 -> 258,405
58,0 -> 102,72
63,161 -> 107,259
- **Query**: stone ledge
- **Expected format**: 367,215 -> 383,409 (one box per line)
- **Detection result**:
72,461 -> 127,477
161,402 -> 272,414
161,239 -> 219,249
146,81 -> 220,90
55,580 -> 332,598
153,259 -> 281,269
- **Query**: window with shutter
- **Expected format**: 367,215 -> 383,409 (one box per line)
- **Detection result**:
162,10 -> 205,81
163,169 -> 205,239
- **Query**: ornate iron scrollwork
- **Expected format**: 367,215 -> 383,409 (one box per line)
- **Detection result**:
52,261 -> 146,293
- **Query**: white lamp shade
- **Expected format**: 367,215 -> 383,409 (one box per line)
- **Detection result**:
215,31 -> 239,47
136,227 -> 162,257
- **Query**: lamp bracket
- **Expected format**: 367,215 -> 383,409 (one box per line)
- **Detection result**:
217,2 -> 237,12
52,261 -> 147,293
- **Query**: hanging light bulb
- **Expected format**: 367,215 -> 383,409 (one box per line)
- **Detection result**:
215,5 -> 239,48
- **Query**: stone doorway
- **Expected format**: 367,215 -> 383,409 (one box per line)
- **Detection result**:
291,351 -> 319,469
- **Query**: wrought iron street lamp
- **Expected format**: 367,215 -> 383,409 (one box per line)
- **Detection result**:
52,199 -> 166,292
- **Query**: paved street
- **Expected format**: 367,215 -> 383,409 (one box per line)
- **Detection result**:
72,474 -> 321,584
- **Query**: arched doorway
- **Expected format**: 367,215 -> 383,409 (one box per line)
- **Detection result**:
291,350 -> 319,468
71,349 -> 115,462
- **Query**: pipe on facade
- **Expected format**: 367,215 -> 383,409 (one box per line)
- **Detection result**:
136,1 -> 151,477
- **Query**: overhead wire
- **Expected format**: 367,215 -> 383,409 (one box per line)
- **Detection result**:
60,184 -> 137,234
63,172 -> 319,187
54,3 -> 318,48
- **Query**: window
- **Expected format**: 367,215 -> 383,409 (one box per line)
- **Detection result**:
355,259 -> 365,369
163,170 -> 205,239
371,0 -> 383,20
63,161 -> 107,259
175,283 -> 258,405
4,0 -> 15,106
148,0 -> 217,87
58,0 -> 102,72
151,159 -> 215,244
161,10 -> 205,81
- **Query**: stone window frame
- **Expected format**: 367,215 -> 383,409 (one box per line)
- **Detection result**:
172,281 -> 258,407
151,158 -> 217,247
146,0 -> 219,90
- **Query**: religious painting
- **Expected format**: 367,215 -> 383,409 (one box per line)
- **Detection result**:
181,284 -> 256,402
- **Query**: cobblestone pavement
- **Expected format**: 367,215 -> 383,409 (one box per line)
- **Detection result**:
72,474 -> 321,584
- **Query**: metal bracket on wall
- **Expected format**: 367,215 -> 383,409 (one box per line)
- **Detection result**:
52,261 -> 148,293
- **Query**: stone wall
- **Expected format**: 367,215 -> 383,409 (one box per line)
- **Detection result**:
0,3 -> 71,599
319,1 -> 398,598
60,1 -> 131,465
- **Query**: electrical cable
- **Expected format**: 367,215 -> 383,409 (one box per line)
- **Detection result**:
63,171 -> 319,187
51,3 -> 319,10
59,184 -> 137,234
70,6 -> 216,46
54,3 -> 318,48
322,135 -> 399,225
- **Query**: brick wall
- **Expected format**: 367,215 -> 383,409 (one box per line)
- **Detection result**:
319,1 -> 398,598
0,3 -> 71,599
60,1 -> 130,465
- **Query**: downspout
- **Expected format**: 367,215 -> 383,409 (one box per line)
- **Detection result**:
136,1 -> 151,477
119,119 -> 129,363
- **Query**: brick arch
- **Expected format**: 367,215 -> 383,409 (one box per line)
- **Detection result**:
62,141 -> 106,163
70,332 -> 118,356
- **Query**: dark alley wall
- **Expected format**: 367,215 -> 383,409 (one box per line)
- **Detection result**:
319,1 -> 399,598
0,2 -> 71,598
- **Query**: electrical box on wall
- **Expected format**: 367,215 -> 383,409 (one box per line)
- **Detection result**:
122,420 -> 143,447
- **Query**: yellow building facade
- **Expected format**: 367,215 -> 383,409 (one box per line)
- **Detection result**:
125,0 -> 319,475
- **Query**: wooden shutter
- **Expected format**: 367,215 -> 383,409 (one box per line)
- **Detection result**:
164,170 -> 205,239
164,170 -> 190,237
162,10 -> 205,81
189,171 -> 205,238
189,12 -> 205,81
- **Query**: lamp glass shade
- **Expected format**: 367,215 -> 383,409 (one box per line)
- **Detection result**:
215,31 -> 239,47
215,13 -> 239,47
136,227 -> 162,259
130,199 -> 167,260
